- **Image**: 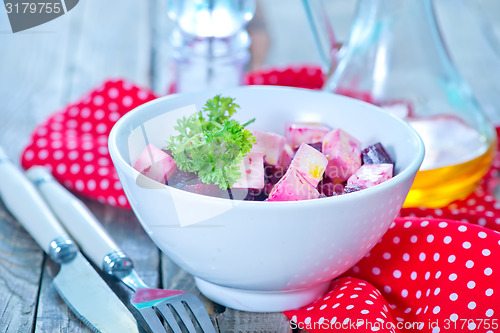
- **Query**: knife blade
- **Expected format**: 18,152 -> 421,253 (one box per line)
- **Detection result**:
0,147 -> 139,333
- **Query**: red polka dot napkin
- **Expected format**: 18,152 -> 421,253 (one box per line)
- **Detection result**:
21,79 -> 156,208
288,277 -> 398,333
20,66 -> 499,332
244,65 -> 325,90
285,217 -> 499,333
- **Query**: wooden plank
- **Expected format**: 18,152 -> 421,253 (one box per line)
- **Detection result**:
27,0 -> 155,331
64,0 -> 152,102
0,4 -> 79,333
0,0 -> 75,161
32,198 -> 159,333
0,201 -> 45,333
84,198 -> 161,289
35,260 -> 89,333
218,311 -> 293,333
84,198 -> 160,332
161,254 -> 225,331
58,0 -> 159,287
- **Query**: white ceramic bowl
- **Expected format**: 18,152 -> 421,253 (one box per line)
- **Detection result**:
108,86 -> 424,312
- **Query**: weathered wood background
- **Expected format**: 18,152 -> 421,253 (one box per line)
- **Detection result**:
0,0 -> 499,332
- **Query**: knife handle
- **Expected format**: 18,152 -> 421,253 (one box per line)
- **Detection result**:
25,166 -> 134,278
0,149 -> 74,256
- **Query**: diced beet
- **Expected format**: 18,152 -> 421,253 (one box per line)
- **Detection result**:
243,189 -> 259,201
293,141 -> 322,153
264,181 -> 275,195
264,164 -> 286,185
242,168 -> 280,201
167,170 -> 199,189
343,184 -> 366,194
309,142 -> 323,153
362,142 -> 394,165
244,185 -> 272,201
281,144 -> 295,170
318,182 -> 343,197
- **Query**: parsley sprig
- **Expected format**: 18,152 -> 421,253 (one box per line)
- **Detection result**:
166,95 -> 256,189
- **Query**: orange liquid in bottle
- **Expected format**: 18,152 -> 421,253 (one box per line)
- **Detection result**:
403,116 -> 496,208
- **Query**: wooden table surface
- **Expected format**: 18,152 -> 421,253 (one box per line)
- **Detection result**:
0,1 -> 293,332
1,1 -> 499,332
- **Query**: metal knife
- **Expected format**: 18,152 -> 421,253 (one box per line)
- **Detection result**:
0,147 -> 139,333
25,166 -> 217,333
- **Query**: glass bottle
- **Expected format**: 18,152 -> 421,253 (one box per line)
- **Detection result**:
167,0 -> 255,93
434,0 -> 500,126
305,0 -> 497,208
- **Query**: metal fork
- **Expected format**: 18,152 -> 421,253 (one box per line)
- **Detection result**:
26,166 -> 216,333
100,249 -> 216,333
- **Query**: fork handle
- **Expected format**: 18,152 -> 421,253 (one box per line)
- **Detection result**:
25,166 -> 134,277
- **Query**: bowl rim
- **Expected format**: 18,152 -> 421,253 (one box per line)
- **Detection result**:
108,85 -> 425,207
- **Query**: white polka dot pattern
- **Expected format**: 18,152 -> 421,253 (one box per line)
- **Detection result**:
21,80 -> 157,208
286,277 -> 397,333
285,218 -> 499,333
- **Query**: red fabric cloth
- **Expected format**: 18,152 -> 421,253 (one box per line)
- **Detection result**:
244,65 -> 325,90
285,218 -> 499,332
21,79 -> 156,208
20,66 -> 499,332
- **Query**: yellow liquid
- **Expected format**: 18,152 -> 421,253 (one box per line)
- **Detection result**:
404,135 -> 496,209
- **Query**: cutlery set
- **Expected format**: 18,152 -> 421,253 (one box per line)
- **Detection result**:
0,147 -> 215,333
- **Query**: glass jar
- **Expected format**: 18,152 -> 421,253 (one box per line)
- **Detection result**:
435,0 -> 500,126
167,0 -> 256,93
305,0 -> 497,208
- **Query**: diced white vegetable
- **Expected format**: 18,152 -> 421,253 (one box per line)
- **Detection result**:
322,129 -> 362,182
232,152 -> 265,189
250,130 -> 286,166
285,122 -> 330,147
347,164 -> 393,188
133,144 -> 177,184
289,143 -> 328,187
268,168 -> 320,202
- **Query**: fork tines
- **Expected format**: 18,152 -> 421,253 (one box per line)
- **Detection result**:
139,294 -> 215,333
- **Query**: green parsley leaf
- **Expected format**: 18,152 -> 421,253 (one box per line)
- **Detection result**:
166,95 -> 256,189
